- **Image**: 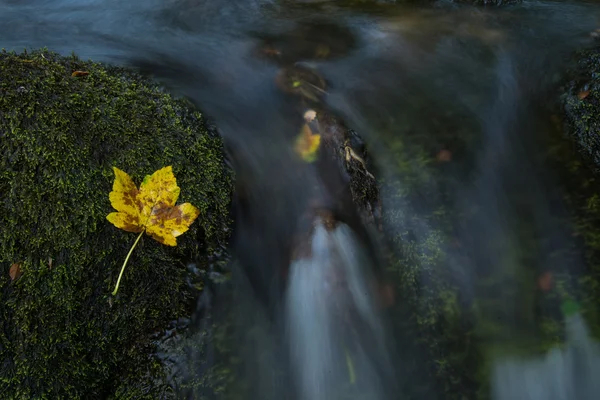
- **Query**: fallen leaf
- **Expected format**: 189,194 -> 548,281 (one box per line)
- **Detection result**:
315,44 -> 331,58
107,166 -> 200,246
538,271 -> 553,292
106,166 -> 201,295
436,149 -> 452,162
9,262 -> 22,281
71,70 -> 89,77
262,45 -> 282,56
578,90 -> 590,100
295,124 -> 321,163
378,283 -> 395,307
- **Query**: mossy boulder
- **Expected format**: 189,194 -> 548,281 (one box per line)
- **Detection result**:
376,110 -> 483,399
562,45 -> 600,173
560,44 -> 600,340
450,0 -> 521,5
375,94 -> 574,399
0,49 -> 233,399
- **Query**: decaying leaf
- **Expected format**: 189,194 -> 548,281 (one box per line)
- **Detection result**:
436,149 -> 452,162
9,262 -> 23,281
315,44 -> 331,58
71,70 -> 89,77
106,166 -> 200,246
578,90 -> 591,100
538,271 -> 553,292
106,166 -> 200,295
295,123 -> 321,163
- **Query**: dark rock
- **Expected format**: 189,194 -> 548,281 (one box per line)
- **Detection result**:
0,49 -> 233,399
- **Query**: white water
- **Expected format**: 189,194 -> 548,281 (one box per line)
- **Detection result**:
286,220 -> 391,400
492,313 -> 600,400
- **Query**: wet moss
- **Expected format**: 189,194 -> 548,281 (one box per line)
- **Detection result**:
378,97 -> 572,399
0,49 -> 232,399
562,45 -> 600,174
451,0 -> 521,5
559,45 -> 600,339
373,109 -> 480,399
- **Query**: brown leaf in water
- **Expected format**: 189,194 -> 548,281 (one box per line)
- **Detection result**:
578,90 -> 590,100
262,45 -> 282,57
71,70 -> 90,77
436,149 -> 452,162
538,271 -> 553,292
9,262 -> 23,281
294,124 -> 321,163
379,283 -> 395,307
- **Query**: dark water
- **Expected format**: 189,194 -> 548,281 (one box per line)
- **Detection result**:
3,0 -> 600,399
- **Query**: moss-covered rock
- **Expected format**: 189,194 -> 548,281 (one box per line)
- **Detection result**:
0,49 -> 233,399
377,112 -> 484,399
560,44 -> 600,340
376,94 -> 572,399
451,0 -> 521,6
562,45 -> 600,173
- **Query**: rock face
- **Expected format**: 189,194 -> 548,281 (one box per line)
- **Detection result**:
0,50 -> 233,399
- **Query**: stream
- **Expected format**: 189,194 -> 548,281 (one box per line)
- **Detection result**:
2,0 -> 600,399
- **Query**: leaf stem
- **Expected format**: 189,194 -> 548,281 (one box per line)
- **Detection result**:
112,229 -> 145,296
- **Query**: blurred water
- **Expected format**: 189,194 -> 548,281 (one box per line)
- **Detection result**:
287,220 -> 392,400
2,0 -> 600,399
492,313 -> 600,400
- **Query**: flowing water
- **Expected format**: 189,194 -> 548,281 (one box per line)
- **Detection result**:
2,0 -> 600,399
286,220 -> 393,400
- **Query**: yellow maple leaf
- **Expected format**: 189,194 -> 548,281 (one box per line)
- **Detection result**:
106,166 -> 200,295
295,123 -> 321,163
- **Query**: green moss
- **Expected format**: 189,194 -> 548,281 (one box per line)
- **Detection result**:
375,108 -> 482,399
558,44 -> 600,341
562,45 -> 600,174
451,0 -> 521,5
378,97 -> 573,398
0,49 -> 233,399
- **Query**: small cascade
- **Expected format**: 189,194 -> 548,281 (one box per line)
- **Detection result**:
286,218 -> 391,400
492,311 -> 600,400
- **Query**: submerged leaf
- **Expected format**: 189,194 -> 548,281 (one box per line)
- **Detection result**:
538,271 -> 553,292
295,123 -> 321,163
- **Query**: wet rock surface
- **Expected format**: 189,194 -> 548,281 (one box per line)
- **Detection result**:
0,49 -> 233,399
